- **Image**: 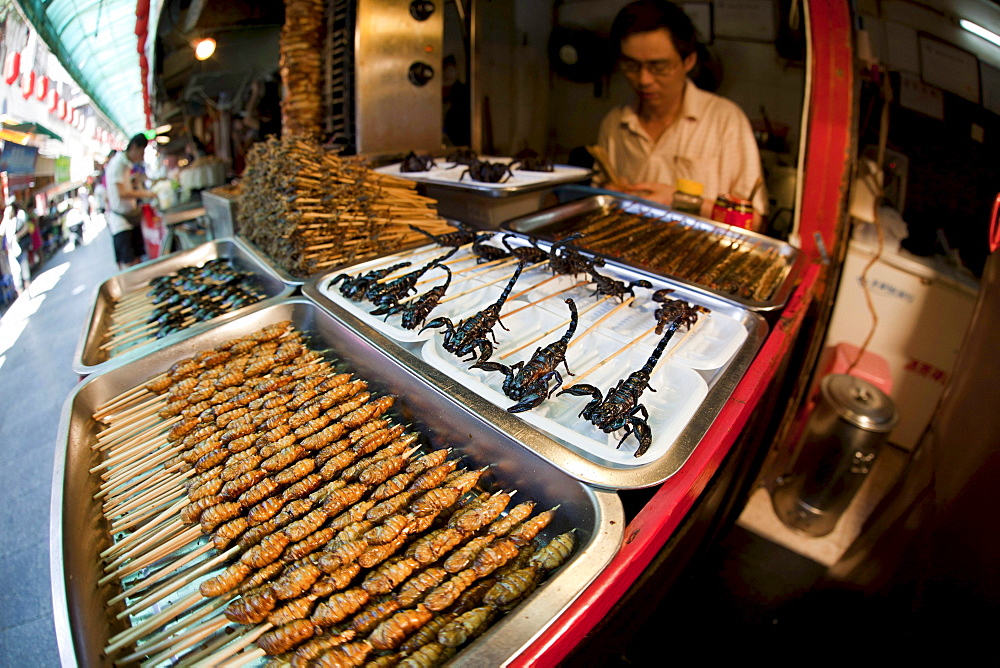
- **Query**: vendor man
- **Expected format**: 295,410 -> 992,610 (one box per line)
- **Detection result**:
597,0 -> 766,228
107,134 -> 158,268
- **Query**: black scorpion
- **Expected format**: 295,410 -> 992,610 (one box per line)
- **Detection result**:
460,160 -> 514,184
558,317 -> 684,457
472,298 -> 578,413
472,234 -> 511,264
651,289 -> 708,334
420,261 -> 525,364
409,221 -> 480,247
329,261 -> 413,301
549,234 -> 603,277
370,263 -> 453,330
502,234 -> 549,265
586,267 -> 652,303
365,248 -> 458,309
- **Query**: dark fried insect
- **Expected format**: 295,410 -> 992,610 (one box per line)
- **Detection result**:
349,597 -> 402,634
437,605 -> 497,647
369,604 -> 434,651
501,233 -> 548,264
399,150 -> 436,172
460,159 -> 514,183
585,266 -> 652,302
225,586 -> 277,625
395,566 -> 447,607
530,530 -> 576,572
311,587 -> 371,626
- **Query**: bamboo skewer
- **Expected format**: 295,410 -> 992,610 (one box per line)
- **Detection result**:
114,597 -> 230,664
118,615 -> 230,666
499,296 -> 612,360
502,281 -> 588,318
105,590 -> 204,654
561,326 -> 657,390
185,624 -> 273,668
440,260 -> 544,305
117,547 -> 238,621
566,297 -> 636,351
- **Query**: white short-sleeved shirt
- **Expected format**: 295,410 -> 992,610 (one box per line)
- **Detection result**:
105,151 -> 137,234
598,79 -> 767,215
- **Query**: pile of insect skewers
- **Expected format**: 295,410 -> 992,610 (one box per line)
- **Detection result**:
327,231 -> 711,458
100,259 -> 266,361
92,320 -> 576,666
550,203 -> 788,302
281,0 -> 324,139
238,135 -> 455,279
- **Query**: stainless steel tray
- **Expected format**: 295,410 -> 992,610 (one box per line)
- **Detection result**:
302,239 -> 767,489
502,195 -> 802,311
374,158 -> 593,199
73,237 -> 297,376
52,298 -> 624,667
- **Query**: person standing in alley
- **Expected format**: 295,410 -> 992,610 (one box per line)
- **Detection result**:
106,135 -> 157,269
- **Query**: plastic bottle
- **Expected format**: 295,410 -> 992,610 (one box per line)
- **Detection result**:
671,178 -> 704,215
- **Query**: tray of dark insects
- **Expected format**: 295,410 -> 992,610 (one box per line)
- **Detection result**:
52,297 -> 624,667
374,155 -> 593,198
502,194 -> 803,311
302,230 -> 767,489
73,237 -> 297,376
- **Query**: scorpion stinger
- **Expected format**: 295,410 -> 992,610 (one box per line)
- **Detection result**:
472,298 -> 579,413
558,317 -> 684,457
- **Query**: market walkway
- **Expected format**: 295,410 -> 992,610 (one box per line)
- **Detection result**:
0,214 -> 119,664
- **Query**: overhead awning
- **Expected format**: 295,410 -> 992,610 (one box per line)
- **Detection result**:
1,120 -> 63,142
14,0 -> 162,136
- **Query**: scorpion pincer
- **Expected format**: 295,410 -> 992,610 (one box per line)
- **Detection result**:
472,298 -> 578,413
371,264 -> 454,330
501,234 -> 549,265
420,261 -> 525,364
472,234 -> 510,264
548,233 -> 604,278
558,317 -> 685,457
329,262 -> 412,301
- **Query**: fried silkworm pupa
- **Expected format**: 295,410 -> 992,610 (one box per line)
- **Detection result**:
366,652 -> 405,668
283,507 -> 330,543
409,527 -> 464,565
326,499 -> 376,533
471,538 -> 520,578
398,612 -> 457,653
187,474 -> 224,502
199,561 -> 251,597
310,562 -> 362,597
268,593 -> 319,627
241,532 -> 291,568
423,568 -> 479,612
446,466 -> 488,494
237,476 -> 280,508
483,500 -> 535,537
212,516 -> 249,551
311,640 -> 373,668
407,460 -> 459,493
284,527 -> 336,562
409,486 -> 462,517
257,618 -> 317,655
443,535 -> 494,574
320,482 -> 369,517
508,506 -> 559,546
145,374 -> 175,394
167,415 -> 200,441
362,556 -> 419,596
348,597 -> 401,634
362,514 -> 410,546
289,629 -> 357,668
340,395 -> 395,429
259,434 -> 297,459
248,495 -> 287,525
239,560 -> 284,594
200,500 -> 242,533
224,585 -> 277,625
530,530 -> 576,572
369,604 -> 434,651
345,416 -> 390,445
273,562 -> 324,601
357,533 -> 409,569
220,452 -> 263,482
180,495 -> 222,525
482,565 -> 541,609
451,577 -> 498,615
437,605 -> 497,647
352,424 -> 409,459
396,641 -> 457,668
405,448 -> 451,474
370,471 -> 417,502
281,473 -> 324,503
311,587 -> 370,627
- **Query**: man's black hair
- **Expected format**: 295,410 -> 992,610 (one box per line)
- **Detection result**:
126,134 -> 147,152
609,0 -> 697,62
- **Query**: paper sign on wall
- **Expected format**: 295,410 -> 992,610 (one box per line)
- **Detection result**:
899,71 -> 944,120
919,35 -> 980,104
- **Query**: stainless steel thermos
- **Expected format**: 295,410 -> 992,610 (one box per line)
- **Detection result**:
771,374 -> 898,537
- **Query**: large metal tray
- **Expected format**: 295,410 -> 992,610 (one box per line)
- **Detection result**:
51,298 -> 624,667
72,237 -> 297,376
374,158 -> 593,198
302,237 -> 767,489
502,195 -> 802,311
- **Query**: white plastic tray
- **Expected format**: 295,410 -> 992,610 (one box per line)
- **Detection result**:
375,157 -> 592,192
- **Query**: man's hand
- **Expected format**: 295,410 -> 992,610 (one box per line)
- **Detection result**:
609,181 -> 674,206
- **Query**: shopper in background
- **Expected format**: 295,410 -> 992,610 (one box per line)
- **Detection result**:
596,0 -> 766,227
1,200 -> 25,295
106,134 -> 157,269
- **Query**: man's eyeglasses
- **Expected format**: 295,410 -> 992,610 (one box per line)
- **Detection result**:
619,57 -> 680,76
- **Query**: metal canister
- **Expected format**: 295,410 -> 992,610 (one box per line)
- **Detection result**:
725,198 -> 754,229
711,195 -> 733,223
771,374 -> 898,537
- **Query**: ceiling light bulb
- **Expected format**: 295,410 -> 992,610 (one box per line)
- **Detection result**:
155,124 -> 172,134
155,135 -> 170,144
960,20 -> 1000,48
194,38 -> 217,61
